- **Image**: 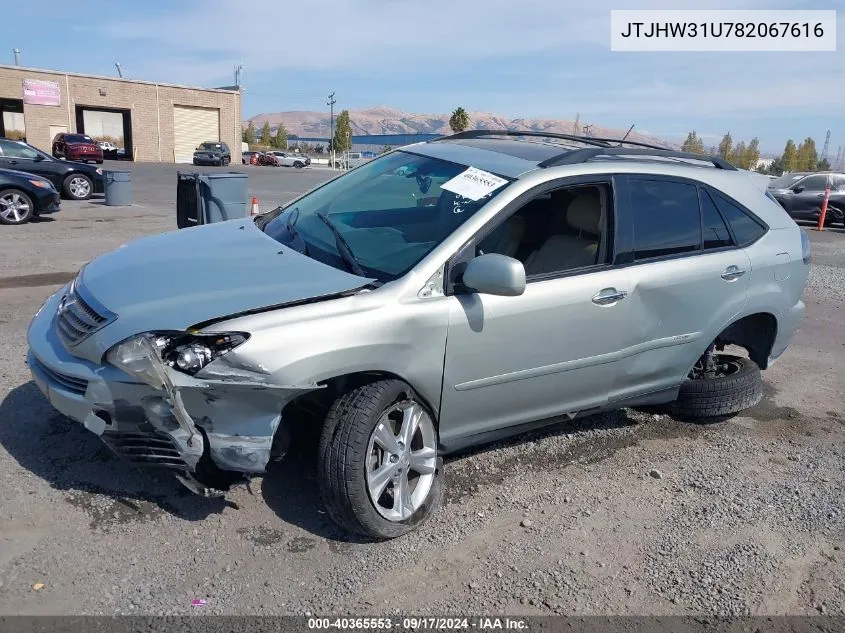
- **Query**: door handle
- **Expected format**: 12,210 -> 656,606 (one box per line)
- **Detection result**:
721,266 -> 746,281
592,288 -> 628,306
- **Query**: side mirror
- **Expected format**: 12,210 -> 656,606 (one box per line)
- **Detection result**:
461,253 -> 526,297
33,154 -> 44,162
792,186 -> 804,194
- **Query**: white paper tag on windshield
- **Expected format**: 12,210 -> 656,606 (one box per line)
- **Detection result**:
440,167 -> 508,201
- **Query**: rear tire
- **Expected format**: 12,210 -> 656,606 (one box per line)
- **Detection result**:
0,189 -> 35,225
318,379 -> 443,540
668,355 -> 762,419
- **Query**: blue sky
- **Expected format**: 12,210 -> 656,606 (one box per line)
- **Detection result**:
5,0 -> 842,154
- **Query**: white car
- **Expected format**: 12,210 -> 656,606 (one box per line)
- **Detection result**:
266,151 -> 310,169
97,141 -> 116,152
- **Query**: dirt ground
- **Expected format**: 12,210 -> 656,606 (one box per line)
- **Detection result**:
0,166 -> 843,616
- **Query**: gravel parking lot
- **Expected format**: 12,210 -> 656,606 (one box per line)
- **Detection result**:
0,162 -> 843,616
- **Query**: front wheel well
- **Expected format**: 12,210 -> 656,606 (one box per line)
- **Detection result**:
714,312 -> 778,370
272,371 -> 437,460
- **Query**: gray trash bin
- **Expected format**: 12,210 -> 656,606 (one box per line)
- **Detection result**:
199,172 -> 248,223
103,170 -> 132,206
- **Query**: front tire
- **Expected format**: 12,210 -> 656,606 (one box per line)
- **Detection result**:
63,174 -> 93,200
294,162 -> 304,169
318,380 -> 442,539
668,354 -> 762,419
0,189 -> 35,225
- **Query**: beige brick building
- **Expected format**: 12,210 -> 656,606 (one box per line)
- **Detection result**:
0,65 -> 241,163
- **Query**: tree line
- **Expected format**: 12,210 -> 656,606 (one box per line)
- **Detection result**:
681,131 -> 830,175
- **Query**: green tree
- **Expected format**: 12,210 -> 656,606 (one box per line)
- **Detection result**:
260,121 -> 272,146
732,141 -> 747,168
244,121 -> 256,144
449,107 -> 470,134
680,130 -> 705,154
782,140 -> 798,172
717,132 -> 733,161
796,137 -> 818,171
743,138 -> 761,170
333,110 -> 353,152
818,157 -> 831,171
274,124 -> 288,150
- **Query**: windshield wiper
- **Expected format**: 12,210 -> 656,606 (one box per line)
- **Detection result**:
315,211 -> 365,277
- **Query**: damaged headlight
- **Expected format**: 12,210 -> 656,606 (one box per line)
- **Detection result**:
106,331 -> 249,386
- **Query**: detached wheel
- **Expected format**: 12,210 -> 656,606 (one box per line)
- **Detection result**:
318,379 -> 442,540
63,174 -> 93,200
669,354 -> 762,419
0,189 -> 34,225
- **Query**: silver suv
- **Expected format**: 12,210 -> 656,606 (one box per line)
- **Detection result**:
27,131 -> 809,539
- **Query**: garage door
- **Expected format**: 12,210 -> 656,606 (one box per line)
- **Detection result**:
173,105 -> 220,163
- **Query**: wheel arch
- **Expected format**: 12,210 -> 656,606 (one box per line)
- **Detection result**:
714,311 -> 778,370
272,370 -> 440,458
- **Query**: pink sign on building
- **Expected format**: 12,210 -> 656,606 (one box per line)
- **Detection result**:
22,79 -> 61,106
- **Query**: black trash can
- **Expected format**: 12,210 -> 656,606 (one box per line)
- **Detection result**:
103,170 -> 132,206
176,172 -> 248,228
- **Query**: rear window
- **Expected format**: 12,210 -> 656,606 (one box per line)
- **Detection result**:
709,191 -> 767,246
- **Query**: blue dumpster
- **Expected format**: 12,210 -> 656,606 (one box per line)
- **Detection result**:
103,170 -> 132,206
176,172 -> 248,228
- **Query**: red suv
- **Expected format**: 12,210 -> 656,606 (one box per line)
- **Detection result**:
52,133 -> 104,164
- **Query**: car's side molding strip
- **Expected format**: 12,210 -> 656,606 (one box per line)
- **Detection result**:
453,331 -> 701,392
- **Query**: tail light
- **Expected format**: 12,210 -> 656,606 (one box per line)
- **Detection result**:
800,228 -> 811,265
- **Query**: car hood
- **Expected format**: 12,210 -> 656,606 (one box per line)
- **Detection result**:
71,218 -> 374,360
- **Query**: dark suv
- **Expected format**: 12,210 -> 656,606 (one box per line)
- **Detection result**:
52,133 -> 104,164
768,172 -> 845,227
193,142 -> 231,166
0,138 -> 104,200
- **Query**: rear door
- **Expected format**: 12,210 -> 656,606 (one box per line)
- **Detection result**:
611,176 -> 752,401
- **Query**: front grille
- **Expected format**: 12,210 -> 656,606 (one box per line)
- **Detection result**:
55,286 -> 111,347
100,431 -> 187,469
31,357 -> 89,395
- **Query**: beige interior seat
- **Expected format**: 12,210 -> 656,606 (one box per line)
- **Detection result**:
524,191 -> 602,275
478,215 -> 526,258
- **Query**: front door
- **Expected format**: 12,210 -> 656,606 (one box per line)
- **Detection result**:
438,178 -> 632,446
439,268 -> 633,445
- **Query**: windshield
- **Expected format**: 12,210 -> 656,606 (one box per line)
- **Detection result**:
66,134 -> 94,143
259,150 -> 512,283
769,173 -> 807,188
198,142 -> 222,150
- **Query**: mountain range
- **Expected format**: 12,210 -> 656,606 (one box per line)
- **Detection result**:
246,106 -> 676,148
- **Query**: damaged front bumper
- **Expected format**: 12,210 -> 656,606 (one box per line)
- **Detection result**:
26,291 -> 317,493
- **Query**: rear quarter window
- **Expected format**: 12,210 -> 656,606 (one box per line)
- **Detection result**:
709,190 -> 767,246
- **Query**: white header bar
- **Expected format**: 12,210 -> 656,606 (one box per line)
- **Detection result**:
611,10 -> 837,52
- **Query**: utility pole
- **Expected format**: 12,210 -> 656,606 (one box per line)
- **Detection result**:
13,48 -> 20,66
836,145 -> 844,171
572,113 -> 580,136
327,92 -> 336,168
582,124 -> 593,137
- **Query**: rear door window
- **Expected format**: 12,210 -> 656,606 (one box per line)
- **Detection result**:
629,179 -> 701,260
699,189 -> 733,249
709,191 -> 767,246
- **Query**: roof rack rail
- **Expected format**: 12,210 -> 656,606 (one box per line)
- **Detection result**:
432,129 -> 673,151
434,130 -> 614,148
538,147 -> 737,171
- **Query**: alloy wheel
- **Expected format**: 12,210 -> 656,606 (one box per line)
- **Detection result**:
0,192 -> 32,223
69,177 -> 91,199
365,400 -> 437,522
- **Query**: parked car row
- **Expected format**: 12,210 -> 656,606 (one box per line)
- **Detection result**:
0,138 -> 103,224
767,171 -> 845,227
242,150 -> 311,168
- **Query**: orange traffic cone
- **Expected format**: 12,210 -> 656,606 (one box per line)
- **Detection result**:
250,196 -> 260,216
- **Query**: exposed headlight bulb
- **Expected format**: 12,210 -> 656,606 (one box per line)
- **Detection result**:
175,344 -> 213,373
